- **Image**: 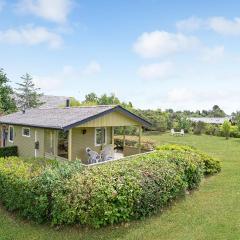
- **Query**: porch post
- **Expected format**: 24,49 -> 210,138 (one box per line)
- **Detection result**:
123,126 -> 126,148
112,127 -> 114,146
53,130 -> 58,156
138,125 -> 142,154
68,129 -> 72,160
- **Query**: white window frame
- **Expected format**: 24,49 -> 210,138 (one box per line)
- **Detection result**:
22,127 -> 31,137
95,127 -> 107,146
8,125 -> 14,143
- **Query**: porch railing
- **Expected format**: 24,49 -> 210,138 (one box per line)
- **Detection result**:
44,152 -> 68,162
83,150 -> 155,167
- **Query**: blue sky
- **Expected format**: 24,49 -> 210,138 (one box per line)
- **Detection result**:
1,0 -> 240,113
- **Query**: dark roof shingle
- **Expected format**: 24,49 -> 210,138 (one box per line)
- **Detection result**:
0,105 -> 151,130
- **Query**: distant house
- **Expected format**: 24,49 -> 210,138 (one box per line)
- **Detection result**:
189,117 -> 232,125
0,103 -> 151,163
39,95 -> 70,109
13,94 -> 70,109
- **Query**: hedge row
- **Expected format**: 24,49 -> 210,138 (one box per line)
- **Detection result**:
156,144 -> 221,175
0,146 -> 18,157
0,145 -> 221,228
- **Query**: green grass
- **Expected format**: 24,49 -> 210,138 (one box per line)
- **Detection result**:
0,133 -> 239,240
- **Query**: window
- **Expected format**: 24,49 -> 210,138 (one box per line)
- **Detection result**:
22,127 -> 31,137
9,126 -> 14,142
95,127 -> 107,146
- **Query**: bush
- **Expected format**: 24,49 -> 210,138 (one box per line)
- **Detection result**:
156,144 -> 221,175
0,146 -> 18,157
229,126 -> 240,138
51,152 -> 191,227
0,157 -> 83,223
0,145 -> 221,228
193,121 -> 205,135
114,136 -> 155,150
221,120 -> 231,139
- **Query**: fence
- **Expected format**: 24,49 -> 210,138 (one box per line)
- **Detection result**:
44,152 -> 68,162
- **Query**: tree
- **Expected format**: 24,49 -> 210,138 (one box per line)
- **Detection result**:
15,73 -> 43,110
0,69 -> 17,114
84,92 -> 98,104
211,105 -> 226,117
69,97 -> 81,107
221,120 -> 231,139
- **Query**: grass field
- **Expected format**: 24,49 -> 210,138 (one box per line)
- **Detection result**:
0,133 -> 239,240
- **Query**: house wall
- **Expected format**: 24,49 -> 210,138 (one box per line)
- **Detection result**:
3,125 -> 45,158
71,127 -> 113,163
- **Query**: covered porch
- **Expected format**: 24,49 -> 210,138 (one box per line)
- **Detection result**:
44,109 -> 146,164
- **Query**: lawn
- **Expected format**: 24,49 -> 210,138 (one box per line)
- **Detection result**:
0,133 -> 239,240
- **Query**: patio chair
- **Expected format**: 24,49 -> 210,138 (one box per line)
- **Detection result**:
100,145 -> 114,162
86,147 -> 101,164
171,129 -> 175,135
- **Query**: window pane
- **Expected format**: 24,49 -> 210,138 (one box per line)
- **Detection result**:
102,128 -> 105,143
23,128 -> 30,136
96,129 -> 102,144
9,127 -> 13,141
96,128 -> 106,145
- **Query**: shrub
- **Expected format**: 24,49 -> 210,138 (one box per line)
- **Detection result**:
114,136 -> 155,150
221,120 -> 231,139
205,124 -> 216,135
229,125 -> 240,138
0,145 -> 221,228
51,153 -> 190,227
156,144 -> 221,175
0,157 -> 83,223
0,146 -> 18,157
193,121 -> 205,135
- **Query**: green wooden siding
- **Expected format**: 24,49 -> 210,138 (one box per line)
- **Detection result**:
3,125 -> 45,158
78,111 -> 140,127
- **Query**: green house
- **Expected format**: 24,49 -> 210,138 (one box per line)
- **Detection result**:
0,105 -> 151,164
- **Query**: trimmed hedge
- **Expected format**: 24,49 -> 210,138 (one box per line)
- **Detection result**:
0,145 -> 221,228
0,146 -> 18,157
0,157 -> 83,223
156,144 -> 221,175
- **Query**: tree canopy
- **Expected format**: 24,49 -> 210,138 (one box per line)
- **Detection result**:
15,73 -> 43,110
0,69 -> 17,114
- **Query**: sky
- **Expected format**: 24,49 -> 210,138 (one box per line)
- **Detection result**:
1,0 -> 240,113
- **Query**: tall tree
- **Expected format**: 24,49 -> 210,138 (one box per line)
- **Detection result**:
0,68 -> 17,114
15,73 -> 43,110
211,105 -> 226,117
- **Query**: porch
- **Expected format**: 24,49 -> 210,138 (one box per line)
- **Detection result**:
44,125 -> 144,164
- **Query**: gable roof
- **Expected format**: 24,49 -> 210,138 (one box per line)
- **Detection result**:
0,105 -> 151,130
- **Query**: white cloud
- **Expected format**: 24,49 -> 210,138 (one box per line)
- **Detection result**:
133,31 -> 199,58
176,17 -> 204,32
177,16 -> 240,36
0,25 -> 62,48
167,88 -> 194,102
33,61 -> 102,93
34,75 -> 63,92
138,61 -> 173,80
17,0 -> 72,23
201,45 -> 224,63
208,17 -> 240,35
83,61 -> 102,75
